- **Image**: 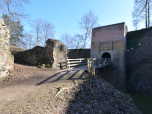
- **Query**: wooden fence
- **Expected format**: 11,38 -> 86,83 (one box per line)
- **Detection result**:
67,58 -> 87,69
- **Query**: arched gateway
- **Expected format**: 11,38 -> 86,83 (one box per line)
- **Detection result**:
90,22 -> 126,92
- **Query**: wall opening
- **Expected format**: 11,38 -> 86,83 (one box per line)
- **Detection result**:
102,52 -> 111,58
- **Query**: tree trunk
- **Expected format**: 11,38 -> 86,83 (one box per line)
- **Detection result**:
146,0 -> 148,28
148,0 -> 150,27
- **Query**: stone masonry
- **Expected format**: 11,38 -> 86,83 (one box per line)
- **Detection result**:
15,39 -> 67,69
126,28 -> 152,95
0,19 -> 14,78
91,22 -> 126,92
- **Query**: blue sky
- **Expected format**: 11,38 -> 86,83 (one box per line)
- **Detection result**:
1,0 -> 146,48
23,0 -> 143,40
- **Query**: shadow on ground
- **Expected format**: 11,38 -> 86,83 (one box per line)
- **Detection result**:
36,69 -> 86,85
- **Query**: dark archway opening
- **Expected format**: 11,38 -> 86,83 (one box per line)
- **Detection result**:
102,52 -> 111,58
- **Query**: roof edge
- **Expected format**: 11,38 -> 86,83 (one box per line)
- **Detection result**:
93,22 -> 125,30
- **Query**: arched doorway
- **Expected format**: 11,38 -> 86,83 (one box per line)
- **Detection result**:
101,52 -> 111,66
102,52 -> 111,58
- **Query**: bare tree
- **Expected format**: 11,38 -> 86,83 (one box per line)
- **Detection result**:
41,20 -> 55,45
30,19 -> 43,46
73,34 -> 84,49
133,18 -> 140,30
78,10 -> 98,48
132,0 -> 151,29
30,19 -> 55,46
23,32 -> 29,50
23,32 -> 33,49
0,0 -> 30,19
60,33 -> 74,49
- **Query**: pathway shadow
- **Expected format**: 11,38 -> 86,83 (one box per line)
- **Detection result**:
52,70 -> 71,82
36,72 -> 62,85
36,69 -> 86,85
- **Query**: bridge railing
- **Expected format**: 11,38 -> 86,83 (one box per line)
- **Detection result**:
67,58 -> 86,69
87,58 -> 111,78
87,58 -> 96,78
66,58 -> 111,69
67,58 -> 96,69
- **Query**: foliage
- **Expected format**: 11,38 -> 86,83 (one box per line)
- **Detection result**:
2,14 -> 24,47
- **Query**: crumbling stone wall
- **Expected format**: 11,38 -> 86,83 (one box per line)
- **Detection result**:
91,22 -> 126,92
0,19 -> 14,78
15,39 -> 67,69
45,39 -> 67,69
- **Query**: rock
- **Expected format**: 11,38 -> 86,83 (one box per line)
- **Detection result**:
0,18 -> 14,79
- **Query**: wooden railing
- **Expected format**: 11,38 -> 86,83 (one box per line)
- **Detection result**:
87,58 -> 111,78
66,58 -> 111,69
65,58 -> 112,80
67,58 -> 87,69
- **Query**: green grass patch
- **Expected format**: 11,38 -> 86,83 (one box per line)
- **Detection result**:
129,93 -> 152,114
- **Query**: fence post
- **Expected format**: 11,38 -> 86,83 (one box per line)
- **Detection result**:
67,59 -> 70,69
96,59 -> 98,67
87,59 -> 89,71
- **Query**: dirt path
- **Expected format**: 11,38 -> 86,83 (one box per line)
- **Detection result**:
0,63 -> 142,114
0,63 -> 84,101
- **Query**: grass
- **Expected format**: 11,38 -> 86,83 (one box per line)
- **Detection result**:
129,93 -> 152,114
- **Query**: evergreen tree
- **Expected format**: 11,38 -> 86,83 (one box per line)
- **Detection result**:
2,14 -> 24,47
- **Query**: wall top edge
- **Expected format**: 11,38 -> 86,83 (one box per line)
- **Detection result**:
93,22 -> 125,30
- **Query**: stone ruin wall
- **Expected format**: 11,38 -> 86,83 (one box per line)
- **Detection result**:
0,19 -> 14,78
126,28 -> 152,95
91,23 -> 126,92
45,39 -> 67,69
15,39 -> 67,69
